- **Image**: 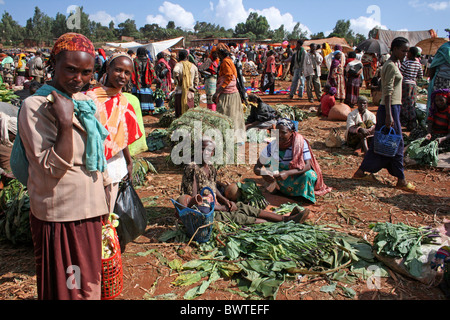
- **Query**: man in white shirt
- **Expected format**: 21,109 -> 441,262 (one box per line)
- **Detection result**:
346,96 -> 377,156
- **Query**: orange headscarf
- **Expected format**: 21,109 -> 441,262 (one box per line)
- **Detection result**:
51,33 -> 95,60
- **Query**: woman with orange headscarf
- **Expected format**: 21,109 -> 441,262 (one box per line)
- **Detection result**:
18,33 -> 111,300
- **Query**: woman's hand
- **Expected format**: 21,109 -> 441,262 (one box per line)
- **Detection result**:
385,113 -> 394,128
48,91 -> 74,128
425,133 -> 432,140
226,200 -> 238,212
274,171 -> 289,181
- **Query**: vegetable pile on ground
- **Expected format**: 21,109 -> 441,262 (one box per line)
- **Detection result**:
0,180 -> 31,245
236,179 -> 269,210
161,221 -> 376,300
0,83 -> 19,103
370,222 -> 440,278
167,107 -> 236,166
272,104 -> 309,122
132,157 -> 158,186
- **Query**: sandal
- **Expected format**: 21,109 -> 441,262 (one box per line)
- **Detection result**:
395,182 -> 417,193
352,173 -> 378,182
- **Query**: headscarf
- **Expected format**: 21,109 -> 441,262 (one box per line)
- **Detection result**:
99,52 -> 133,85
216,43 -> 231,54
322,43 -> 332,57
17,54 -> 26,69
328,87 -> 337,96
429,88 -> 450,118
51,33 -> 96,60
427,42 -> 450,113
275,119 -> 332,197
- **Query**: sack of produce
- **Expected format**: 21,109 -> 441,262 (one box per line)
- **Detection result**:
328,103 -> 351,121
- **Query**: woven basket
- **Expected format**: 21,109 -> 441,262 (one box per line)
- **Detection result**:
171,187 -> 215,243
101,223 -> 123,300
374,126 -> 402,157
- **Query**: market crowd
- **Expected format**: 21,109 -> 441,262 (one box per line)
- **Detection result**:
0,31 -> 449,300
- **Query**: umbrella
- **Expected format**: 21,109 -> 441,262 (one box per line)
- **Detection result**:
415,38 -> 448,56
356,39 -> 390,55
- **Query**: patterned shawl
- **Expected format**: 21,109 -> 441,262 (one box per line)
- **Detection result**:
131,57 -> 155,90
86,86 -> 143,160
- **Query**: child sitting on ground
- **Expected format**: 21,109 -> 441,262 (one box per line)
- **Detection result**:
176,136 -> 310,225
317,84 -> 336,117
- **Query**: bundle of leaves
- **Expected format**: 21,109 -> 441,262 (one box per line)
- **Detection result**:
405,138 -> 439,167
146,129 -> 170,152
246,128 -> 269,143
162,222 -> 374,300
158,111 -> 176,128
370,222 -> 439,278
237,179 -> 269,210
272,104 -> 309,122
0,180 -> 32,245
132,157 -> 158,186
167,107 -> 236,166
0,83 -> 19,103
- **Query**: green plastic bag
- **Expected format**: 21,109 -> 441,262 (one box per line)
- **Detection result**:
406,138 -> 439,167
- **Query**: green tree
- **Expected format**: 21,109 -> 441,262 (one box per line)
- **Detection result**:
287,23 -> 309,40
52,12 -> 69,39
0,12 -> 24,45
118,19 -> 140,38
234,12 -> 270,40
25,7 -> 53,44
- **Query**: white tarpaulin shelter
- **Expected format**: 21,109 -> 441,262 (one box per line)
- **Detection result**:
106,37 -> 184,59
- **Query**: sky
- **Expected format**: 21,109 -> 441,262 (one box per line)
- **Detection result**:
1,0 -> 449,38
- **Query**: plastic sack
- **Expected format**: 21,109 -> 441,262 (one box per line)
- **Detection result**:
10,108 -> 29,186
328,103 -> 351,121
113,180 -> 147,250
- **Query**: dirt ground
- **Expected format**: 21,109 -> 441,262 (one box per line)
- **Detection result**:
0,79 -> 449,302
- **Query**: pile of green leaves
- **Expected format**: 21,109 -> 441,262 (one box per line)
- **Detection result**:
237,179 -> 269,210
0,180 -> 32,245
272,104 -> 309,122
370,222 -> 438,278
167,107 -> 236,166
164,222 -> 374,300
146,129 -> 170,152
132,157 -> 157,186
405,138 -> 439,167
271,202 -> 303,215
0,84 -> 19,103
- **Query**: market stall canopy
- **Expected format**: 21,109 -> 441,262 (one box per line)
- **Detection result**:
303,37 -> 352,52
373,29 -> 436,48
416,38 -> 449,56
106,37 -> 184,59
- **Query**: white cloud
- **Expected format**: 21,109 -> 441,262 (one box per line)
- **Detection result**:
409,0 -> 450,10
89,11 -> 134,26
350,16 -> 388,36
146,1 -> 195,30
214,0 -> 248,30
428,1 -> 450,10
213,0 -> 312,35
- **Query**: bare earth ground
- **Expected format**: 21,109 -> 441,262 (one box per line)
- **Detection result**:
0,80 -> 449,303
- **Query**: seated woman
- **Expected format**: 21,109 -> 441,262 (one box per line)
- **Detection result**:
245,93 -> 278,130
426,89 -> 450,152
253,119 -> 332,204
179,136 -> 309,225
346,96 -> 377,156
317,84 -> 336,118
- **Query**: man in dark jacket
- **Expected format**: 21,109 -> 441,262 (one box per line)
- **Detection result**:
289,40 -> 306,99
246,94 -> 278,130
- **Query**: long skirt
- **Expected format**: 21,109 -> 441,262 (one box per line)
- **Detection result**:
401,82 -> 418,130
30,213 -> 103,300
205,76 -> 217,111
132,86 -> 154,112
344,76 -> 361,106
217,92 -> 246,144
359,104 -> 405,180
277,165 -> 318,203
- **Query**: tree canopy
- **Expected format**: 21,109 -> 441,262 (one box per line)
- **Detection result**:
0,7 -> 367,47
